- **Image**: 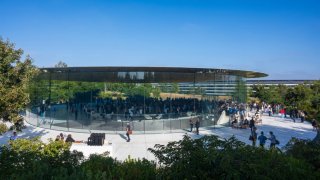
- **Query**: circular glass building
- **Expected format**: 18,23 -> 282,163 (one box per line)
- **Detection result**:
25,67 -> 267,133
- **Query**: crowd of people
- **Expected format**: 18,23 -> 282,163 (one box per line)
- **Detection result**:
226,102 -> 285,148
35,95 -> 230,122
17,99 -> 320,148
67,96 -> 227,118
252,102 -> 308,123
54,133 -> 82,143
227,102 -> 262,129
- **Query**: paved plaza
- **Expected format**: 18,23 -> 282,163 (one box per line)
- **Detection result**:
0,113 -> 317,161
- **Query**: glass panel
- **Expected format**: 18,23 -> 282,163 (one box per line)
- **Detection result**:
26,69 -> 249,133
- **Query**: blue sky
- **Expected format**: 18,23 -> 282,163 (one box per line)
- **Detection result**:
1,0 -> 319,79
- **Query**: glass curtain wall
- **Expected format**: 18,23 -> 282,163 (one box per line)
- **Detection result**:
26,70 -> 247,133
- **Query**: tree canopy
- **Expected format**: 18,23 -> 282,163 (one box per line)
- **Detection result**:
251,82 -> 320,122
54,61 -> 68,68
0,39 -> 38,122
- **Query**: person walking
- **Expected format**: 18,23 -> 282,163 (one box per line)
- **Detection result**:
189,118 -> 194,132
126,122 -> 131,142
258,131 -> 267,148
284,107 -> 287,118
249,118 -> 255,134
10,131 -> 18,141
300,111 -> 305,123
251,127 -> 257,146
311,119 -> 318,131
195,117 -> 200,135
268,131 -> 277,149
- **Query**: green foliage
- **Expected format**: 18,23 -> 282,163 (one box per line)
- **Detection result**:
78,155 -> 157,179
151,86 -> 161,98
284,138 -> 320,171
172,83 -> 179,93
29,81 -> 163,105
252,81 -> 320,122
54,61 -> 68,68
99,91 -> 124,99
149,135 -> 319,179
285,84 -> 313,110
0,138 -> 156,179
0,38 -> 38,122
252,85 -> 285,104
28,80 -> 103,105
233,79 -> 247,102
0,122 -> 8,134
0,137 -> 83,179
251,85 -> 271,102
1,136 -> 320,179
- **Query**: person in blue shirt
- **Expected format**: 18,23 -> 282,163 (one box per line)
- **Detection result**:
258,131 -> 267,148
10,131 -> 18,141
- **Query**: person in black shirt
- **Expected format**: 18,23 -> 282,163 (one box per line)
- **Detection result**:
55,135 -> 61,141
195,118 -> 200,135
126,123 -> 131,142
249,118 -> 255,134
65,134 -> 75,143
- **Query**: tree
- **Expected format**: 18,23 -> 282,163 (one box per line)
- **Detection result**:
251,84 -> 271,102
54,61 -> 68,67
285,84 -> 313,112
250,81 -> 320,122
172,83 -> 179,93
0,39 -> 38,122
233,79 -> 247,102
310,81 -> 320,121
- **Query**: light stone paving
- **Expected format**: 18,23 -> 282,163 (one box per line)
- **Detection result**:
0,114 -> 317,161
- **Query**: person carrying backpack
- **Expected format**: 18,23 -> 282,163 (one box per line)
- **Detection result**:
268,131 -> 279,148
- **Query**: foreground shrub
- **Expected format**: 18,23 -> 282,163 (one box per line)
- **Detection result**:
77,155 -> 157,179
0,138 -> 156,179
149,135 -> 319,179
284,138 -> 320,171
0,138 -> 83,179
0,123 -> 8,135
1,136 -> 319,179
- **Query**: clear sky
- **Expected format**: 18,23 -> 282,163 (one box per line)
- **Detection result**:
1,0 -> 319,80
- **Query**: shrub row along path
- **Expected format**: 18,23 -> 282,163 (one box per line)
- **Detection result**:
0,113 -> 317,161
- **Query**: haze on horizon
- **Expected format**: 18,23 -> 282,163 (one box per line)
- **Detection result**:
1,0 -> 319,80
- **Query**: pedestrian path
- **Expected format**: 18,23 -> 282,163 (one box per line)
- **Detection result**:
0,114 -> 316,161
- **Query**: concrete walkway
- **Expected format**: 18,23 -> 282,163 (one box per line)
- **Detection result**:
0,114 -> 317,161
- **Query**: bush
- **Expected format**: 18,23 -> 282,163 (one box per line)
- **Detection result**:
9,117 -> 26,132
284,138 -> 320,171
0,137 -> 83,179
1,136 -> 319,179
78,155 -> 157,179
149,135 -> 320,179
0,123 -> 8,135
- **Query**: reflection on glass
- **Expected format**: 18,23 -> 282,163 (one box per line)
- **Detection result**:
26,70 -> 247,133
